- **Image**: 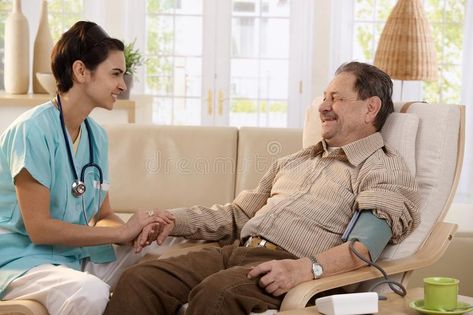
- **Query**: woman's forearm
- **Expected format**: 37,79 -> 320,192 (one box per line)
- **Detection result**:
27,217 -> 126,246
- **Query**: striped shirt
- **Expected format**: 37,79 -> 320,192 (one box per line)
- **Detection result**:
171,132 -> 420,258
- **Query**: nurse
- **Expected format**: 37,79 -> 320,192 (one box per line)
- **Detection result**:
0,21 -> 171,315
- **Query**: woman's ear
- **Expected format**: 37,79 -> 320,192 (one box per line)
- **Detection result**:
71,60 -> 88,84
365,96 -> 382,124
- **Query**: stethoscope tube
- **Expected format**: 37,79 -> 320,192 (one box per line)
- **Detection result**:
56,94 -> 103,198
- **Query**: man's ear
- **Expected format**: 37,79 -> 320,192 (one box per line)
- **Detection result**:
71,60 -> 88,84
365,96 -> 381,124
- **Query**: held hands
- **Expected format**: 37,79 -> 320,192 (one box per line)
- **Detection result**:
247,258 -> 314,296
132,209 -> 176,253
120,209 -> 175,248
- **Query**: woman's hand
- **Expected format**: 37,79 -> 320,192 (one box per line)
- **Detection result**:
132,209 -> 176,252
118,209 -> 173,245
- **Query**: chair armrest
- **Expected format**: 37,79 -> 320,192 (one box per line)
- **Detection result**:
0,299 -> 48,315
280,222 -> 458,311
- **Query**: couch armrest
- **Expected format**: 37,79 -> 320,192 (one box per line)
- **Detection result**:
280,222 -> 457,311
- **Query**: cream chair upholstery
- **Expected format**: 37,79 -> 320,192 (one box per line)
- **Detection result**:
0,102 -> 464,314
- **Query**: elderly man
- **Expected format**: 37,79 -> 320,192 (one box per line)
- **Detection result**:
105,62 -> 420,315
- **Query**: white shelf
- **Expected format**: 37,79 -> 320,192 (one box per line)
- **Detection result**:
0,92 -> 153,133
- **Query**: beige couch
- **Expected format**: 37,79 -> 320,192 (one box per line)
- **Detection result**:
106,125 -> 303,215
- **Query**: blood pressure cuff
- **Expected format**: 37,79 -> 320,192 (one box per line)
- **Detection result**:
347,210 -> 392,262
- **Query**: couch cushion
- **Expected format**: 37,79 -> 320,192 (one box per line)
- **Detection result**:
235,127 -> 303,195
105,125 -> 238,212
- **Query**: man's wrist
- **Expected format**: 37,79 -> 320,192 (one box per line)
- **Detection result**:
299,257 -> 315,282
309,256 -> 324,279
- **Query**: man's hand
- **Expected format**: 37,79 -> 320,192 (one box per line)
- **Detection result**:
133,223 -> 160,253
247,258 -> 314,296
132,209 -> 176,253
118,209 -> 166,245
156,218 -> 175,245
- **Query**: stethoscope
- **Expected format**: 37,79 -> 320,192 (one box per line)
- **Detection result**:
56,94 -> 103,223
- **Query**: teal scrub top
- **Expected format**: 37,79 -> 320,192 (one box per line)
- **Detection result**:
0,102 -> 115,298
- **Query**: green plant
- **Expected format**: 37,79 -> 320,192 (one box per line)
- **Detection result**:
124,40 -> 143,76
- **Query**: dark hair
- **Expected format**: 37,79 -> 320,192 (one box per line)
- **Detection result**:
51,21 -> 125,93
335,61 -> 394,131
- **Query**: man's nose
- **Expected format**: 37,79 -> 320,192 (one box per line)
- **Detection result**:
319,99 -> 332,112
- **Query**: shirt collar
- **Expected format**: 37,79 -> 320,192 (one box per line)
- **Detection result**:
311,132 -> 385,166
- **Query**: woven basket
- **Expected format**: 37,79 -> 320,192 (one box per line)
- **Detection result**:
374,0 -> 438,81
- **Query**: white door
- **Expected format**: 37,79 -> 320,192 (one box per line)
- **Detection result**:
144,0 -> 313,128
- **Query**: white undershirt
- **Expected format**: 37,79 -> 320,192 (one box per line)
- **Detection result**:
72,128 -> 81,154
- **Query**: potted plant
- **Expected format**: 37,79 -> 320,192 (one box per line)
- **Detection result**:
119,39 -> 144,99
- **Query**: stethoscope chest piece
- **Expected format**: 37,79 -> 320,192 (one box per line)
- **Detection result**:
72,180 -> 86,197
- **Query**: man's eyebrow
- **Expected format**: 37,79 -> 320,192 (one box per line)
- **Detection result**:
323,91 -> 339,97
112,68 -> 125,73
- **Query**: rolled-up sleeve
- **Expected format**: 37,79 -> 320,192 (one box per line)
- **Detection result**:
355,161 -> 421,244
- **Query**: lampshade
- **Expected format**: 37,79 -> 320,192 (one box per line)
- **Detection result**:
374,0 -> 438,81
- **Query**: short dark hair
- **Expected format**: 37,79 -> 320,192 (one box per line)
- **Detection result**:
335,61 -> 394,131
51,21 -> 125,93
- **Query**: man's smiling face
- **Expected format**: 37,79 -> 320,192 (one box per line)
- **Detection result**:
319,72 -> 378,147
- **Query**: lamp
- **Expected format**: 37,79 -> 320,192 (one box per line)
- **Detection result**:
374,0 -> 438,99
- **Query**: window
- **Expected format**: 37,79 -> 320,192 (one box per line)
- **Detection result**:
144,0 -> 312,127
145,0 -> 204,125
229,0 -> 291,127
352,0 -> 396,63
423,0 -> 465,103
48,0 -> 84,41
352,0 -> 466,103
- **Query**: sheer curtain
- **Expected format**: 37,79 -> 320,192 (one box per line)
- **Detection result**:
457,0 -> 473,203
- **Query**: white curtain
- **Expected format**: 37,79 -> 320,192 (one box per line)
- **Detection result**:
457,0 -> 473,203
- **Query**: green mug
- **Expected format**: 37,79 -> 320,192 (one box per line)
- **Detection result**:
423,277 -> 459,311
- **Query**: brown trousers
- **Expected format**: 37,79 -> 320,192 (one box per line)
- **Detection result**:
104,241 -> 297,315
